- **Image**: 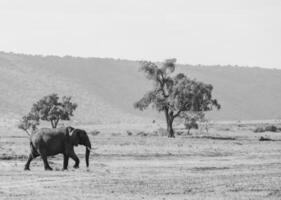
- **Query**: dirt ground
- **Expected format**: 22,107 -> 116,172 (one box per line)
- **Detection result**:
1,123 -> 281,200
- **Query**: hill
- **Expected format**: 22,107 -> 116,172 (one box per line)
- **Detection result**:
0,52 -> 281,125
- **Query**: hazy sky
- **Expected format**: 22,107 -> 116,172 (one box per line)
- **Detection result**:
0,0 -> 280,68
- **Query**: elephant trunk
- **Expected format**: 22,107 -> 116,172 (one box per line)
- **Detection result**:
85,141 -> 91,167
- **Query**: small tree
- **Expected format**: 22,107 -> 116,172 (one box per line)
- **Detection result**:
134,59 -> 220,138
183,111 -> 211,134
29,93 -> 77,128
18,112 -> 40,136
183,112 -> 201,134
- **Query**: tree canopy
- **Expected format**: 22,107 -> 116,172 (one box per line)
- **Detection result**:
18,94 -> 77,133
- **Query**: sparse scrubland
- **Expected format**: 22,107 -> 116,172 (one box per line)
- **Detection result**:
1,52 -> 281,199
1,121 -> 281,199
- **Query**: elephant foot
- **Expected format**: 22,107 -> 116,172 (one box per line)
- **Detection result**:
45,167 -> 53,171
62,168 -> 68,171
24,166 -> 30,171
73,165 -> 79,169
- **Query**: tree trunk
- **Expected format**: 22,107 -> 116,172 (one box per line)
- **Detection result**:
51,120 -> 56,128
50,119 -> 60,128
164,108 -> 175,138
54,119 -> 59,128
167,119 -> 175,138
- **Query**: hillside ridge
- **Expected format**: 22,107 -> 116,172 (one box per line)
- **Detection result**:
0,51 -> 281,125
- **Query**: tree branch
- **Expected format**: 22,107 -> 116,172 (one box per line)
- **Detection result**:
51,120 -> 55,128
24,129 -> 31,137
173,101 -> 192,118
54,118 -> 60,128
173,110 -> 182,118
157,71 -> 170,98
157,88 -> 168,98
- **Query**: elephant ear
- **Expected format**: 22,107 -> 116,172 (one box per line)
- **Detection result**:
69,128 -> 81,146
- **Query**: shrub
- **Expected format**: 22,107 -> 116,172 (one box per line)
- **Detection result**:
88,130 -> 100,136
155,128 -> 168,136
265,125 -> 277,132
254,127 -> 265,133
127,130 -> 133,136
254,125 -> 279,133
185,120 -> 199,130
111,132 -> 122,136
136,131 -> 148,136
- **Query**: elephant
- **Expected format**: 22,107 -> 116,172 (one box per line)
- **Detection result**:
24,126 -> 92,171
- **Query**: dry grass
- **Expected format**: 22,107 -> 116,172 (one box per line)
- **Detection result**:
0,123 -> 281,199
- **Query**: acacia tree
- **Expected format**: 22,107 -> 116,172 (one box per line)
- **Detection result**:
29,93 -> 77,128
18,112 -> 40,135
134,59 -> 220,138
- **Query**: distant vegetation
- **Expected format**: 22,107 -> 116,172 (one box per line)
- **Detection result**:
134,59 -> 220,138
254,125 -> 281,133
18,94 -> 77,134
1,52 -> 281,124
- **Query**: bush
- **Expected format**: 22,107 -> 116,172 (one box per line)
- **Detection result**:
185,121 -> 199,130
176,131 -> 184,136
88,130 -> 100,136
254,127 -> 265,133
259,136 -> 273,141
111,132 -> 122,136
265,125 -> 277,132
254,125 -> 279,133
127,130 -> 133,136
155,128 -> 168,136
136,131 -> 148,137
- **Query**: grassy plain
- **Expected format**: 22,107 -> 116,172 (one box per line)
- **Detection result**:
0,122 -> 281,199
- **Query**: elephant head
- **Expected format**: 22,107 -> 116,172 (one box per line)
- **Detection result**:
66,127 -> 92,167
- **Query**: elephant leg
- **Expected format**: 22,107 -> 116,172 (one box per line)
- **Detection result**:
24,153 -> 38,170
41,154 -> 52,171
69,152 -> 80,168
63,154 -> 69,170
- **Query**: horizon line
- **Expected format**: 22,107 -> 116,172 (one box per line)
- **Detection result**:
0,50 -> 279,71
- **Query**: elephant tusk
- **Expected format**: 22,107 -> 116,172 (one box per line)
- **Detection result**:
70,128 -> 77,136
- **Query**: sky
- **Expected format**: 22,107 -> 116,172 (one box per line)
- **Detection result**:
0,0 -> 280,68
